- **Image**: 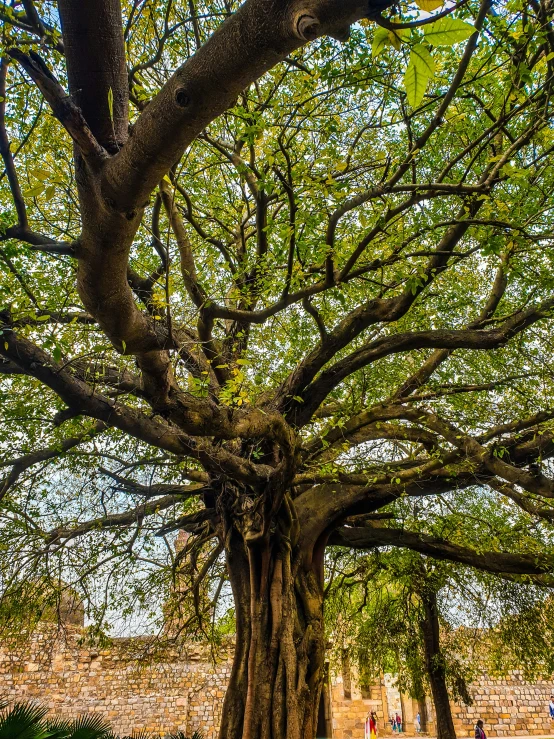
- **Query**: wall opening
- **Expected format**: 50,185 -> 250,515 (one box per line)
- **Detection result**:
341,651 -> 352,700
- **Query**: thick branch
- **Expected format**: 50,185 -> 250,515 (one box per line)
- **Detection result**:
8,49 -> 107,161
330,525 -> 554,582
57,0 -> 128,151
102,0 -> 388,212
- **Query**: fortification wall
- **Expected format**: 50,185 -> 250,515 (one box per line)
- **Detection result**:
1,625 -> 553,738
0,625 -> 230,737
452,672 -> 554,737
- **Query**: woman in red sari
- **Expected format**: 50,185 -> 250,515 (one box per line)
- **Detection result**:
366,711 -> 378,739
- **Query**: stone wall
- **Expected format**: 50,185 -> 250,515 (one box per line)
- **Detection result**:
1,625 -> 554,738
0,625 -> 230,737
452,672 -> 554,737
330,672 -> 386,739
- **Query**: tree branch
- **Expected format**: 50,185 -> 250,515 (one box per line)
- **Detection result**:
330,525 -> 554,583
0,421 -> 107,501
296,296 -> 554,423
7,49 -> 107,161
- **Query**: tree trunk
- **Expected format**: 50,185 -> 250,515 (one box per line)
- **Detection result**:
218,524 -> 326,739
420,590 -> 456,739
418,698 -> 429,733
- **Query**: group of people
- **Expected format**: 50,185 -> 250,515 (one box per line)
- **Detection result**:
365,711 -> 403,738
365,710 -> 490,739
390,713 -> 403,732
361,695 -> 554,739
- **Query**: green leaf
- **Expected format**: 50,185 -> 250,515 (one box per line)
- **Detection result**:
53,346 -> 62,363
404,44 -> 435,108
372,27 -> 391,58
424,17 -> 475,46
24,183 -> 45,198
108,86 -> 114,123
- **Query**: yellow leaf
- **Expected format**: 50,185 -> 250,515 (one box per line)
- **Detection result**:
416,0 -> 443,9
388,29 -> 409,50
108,86 -> 114,123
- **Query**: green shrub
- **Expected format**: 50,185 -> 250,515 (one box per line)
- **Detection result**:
0,702 -> 203,739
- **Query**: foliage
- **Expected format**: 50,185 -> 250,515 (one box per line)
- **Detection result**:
2,0 -> 554,733
0,701 -> 203,739
0,702 -> 114,739
325,546 -> 477,701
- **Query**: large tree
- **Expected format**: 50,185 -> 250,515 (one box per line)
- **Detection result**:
3,1 -> 554,737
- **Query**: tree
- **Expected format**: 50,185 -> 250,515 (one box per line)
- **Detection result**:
3,1 -> 554,737
326,549 -> 470,739
326,534 -> 554,739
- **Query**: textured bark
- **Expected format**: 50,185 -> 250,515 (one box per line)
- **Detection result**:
218,521 -> 326,739
420,590 -> 457,739
58,0 -> 129,152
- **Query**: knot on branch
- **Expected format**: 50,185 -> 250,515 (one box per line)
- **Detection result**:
294,13 -> 320,41
175,88 -> 191,108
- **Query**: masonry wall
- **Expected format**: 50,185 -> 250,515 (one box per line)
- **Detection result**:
0,625 -> 231,737
452,672 -> 554,738
2,626 -> 554,738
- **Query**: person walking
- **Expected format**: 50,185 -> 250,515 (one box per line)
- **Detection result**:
396,713 -> 402,733
415,712 -> 421,733
475,719 -> 487,739
549,695 -> 554,719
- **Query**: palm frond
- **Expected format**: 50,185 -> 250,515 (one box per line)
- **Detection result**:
43,719 -> 73,739
66,714 -> 114,739
0,701 -> 49,739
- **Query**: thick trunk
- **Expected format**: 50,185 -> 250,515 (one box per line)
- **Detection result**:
418,698 -> 429,733
219,526 -> 326,739
420,590 -> 456,739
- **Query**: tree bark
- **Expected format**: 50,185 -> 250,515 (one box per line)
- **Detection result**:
58,0 -> 128,152
420,590 -> 456,739
218,524 -> 326,739
418,698 -> 429,733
